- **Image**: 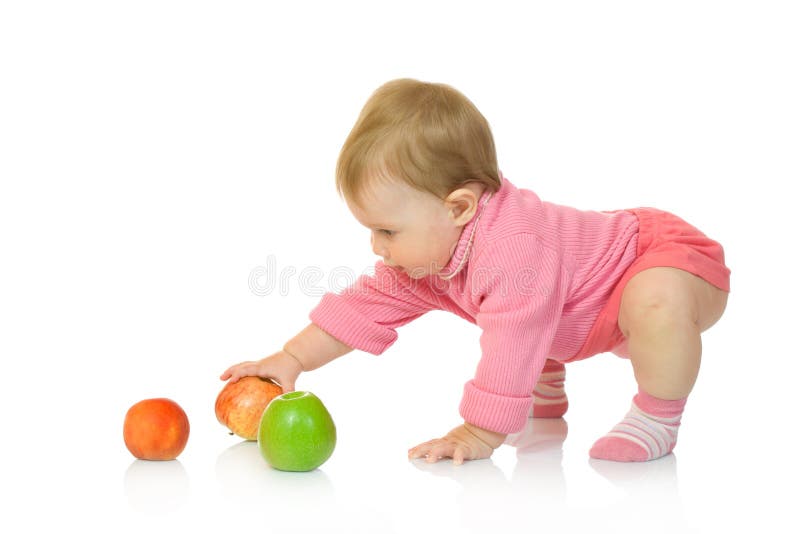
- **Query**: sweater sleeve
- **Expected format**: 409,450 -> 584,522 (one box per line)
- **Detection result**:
459,234 -> 572,434
309,262 -> 436,355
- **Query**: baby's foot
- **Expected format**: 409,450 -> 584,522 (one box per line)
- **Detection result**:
590,389 -> 686,462
530,359 -> 568,418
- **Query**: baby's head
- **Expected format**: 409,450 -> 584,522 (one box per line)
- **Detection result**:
336,79 -> 502,279
336,78 -> 501,206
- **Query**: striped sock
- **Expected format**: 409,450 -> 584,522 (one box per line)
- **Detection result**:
589,388 -> 686,462
529,359 -> 569,418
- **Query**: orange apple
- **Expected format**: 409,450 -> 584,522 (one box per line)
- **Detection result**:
215,376 -> 283,440
123,398 -> 190,460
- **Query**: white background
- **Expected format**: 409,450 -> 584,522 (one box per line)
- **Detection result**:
1,1 -> 798,533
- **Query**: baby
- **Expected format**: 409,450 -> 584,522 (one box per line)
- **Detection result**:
221,79 -> 730,464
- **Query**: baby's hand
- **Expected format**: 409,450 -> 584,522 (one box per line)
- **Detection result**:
219,350 -> 304,392
408,423 -> 506,465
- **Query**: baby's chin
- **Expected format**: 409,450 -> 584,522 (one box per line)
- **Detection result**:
388,259 -> 446,279
402,266 -> 440,279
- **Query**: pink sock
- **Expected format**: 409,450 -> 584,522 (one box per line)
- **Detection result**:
589,388 -> 686,462
530,359 -> 569,418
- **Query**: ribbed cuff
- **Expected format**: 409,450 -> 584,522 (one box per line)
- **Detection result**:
634,387 -> 687,418
309,293 -> 397,355
459,380 -> 533,435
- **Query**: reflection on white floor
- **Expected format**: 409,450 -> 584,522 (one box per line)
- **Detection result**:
124,459 -> 191,514
113,416 -> 721,534
408,418 -> 690,534
411,419 -> 570,532
104,392 -> 800,534
214,440 -> 335,503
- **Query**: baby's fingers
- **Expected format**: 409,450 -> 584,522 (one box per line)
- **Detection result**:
219,361 -> 257,382
219,368 -> 239,382
424,441 -> 460,464
408,439 -> 439,460
410,440 -> 457,464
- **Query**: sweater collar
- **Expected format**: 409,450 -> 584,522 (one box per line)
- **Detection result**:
437,188 -> 494,280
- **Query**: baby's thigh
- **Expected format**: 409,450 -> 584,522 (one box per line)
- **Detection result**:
617,266 -> 728,336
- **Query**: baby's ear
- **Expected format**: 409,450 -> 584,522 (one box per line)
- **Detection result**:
445,188 -> 480,226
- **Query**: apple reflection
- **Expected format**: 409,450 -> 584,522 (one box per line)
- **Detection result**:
215,440 -> 335,502
123,459 -> 190,514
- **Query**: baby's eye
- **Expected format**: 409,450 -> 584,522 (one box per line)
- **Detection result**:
378,229 -> 394,237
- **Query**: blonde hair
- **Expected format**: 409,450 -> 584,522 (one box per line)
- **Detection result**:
336,79 -> 501,206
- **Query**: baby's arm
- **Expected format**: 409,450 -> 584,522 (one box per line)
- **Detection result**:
219,323 -> 352,391
410,236 -> 570,464
408,423 -> 506,465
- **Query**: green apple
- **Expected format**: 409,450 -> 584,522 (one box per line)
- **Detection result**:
257,391 -> 336,472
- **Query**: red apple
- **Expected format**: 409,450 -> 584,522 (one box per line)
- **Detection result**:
215,376 -> 283,440
123,398 -> 190,461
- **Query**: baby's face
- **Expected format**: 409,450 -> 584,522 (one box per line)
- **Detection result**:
346,179 -> 464,279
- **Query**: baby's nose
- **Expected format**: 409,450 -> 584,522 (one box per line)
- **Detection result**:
373,244 -> 389,260
371,235 -> 389,259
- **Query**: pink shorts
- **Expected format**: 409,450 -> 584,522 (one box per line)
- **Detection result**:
565,207 -> 731,362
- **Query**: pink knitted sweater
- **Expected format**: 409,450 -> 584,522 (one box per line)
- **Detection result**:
310,177 -> 640,434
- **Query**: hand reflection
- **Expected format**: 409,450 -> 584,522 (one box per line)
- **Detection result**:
410,418 -> 569,532
507,418 -> 569,503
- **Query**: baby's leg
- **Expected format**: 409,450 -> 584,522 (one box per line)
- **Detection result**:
590,267 -> 728,462
530,359 -> 568,418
